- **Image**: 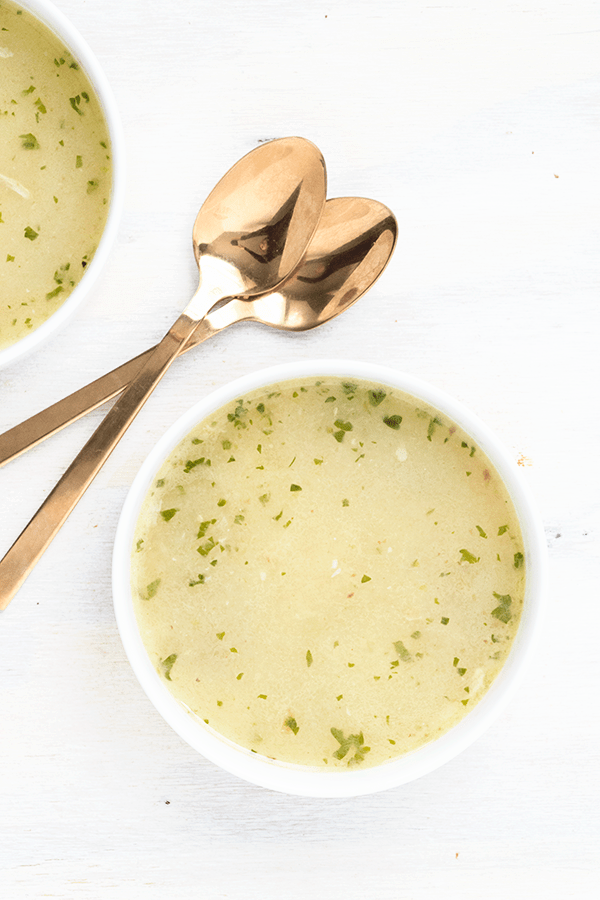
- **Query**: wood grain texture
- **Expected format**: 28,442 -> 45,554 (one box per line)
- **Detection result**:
1,0 -> 599,896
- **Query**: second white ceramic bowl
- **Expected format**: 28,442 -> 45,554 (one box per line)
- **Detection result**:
0,0 -> 125,370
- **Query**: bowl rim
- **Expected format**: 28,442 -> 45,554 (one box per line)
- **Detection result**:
0,0 -> 126,370
112,359 -> 547,797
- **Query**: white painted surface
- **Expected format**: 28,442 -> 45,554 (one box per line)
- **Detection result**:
1,0 -> 599,895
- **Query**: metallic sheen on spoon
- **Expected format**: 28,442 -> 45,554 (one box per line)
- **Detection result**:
0,197 -> 397,468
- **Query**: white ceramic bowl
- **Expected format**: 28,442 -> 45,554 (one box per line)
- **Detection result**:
0,0 -> 125,370
112,360 -> 547,797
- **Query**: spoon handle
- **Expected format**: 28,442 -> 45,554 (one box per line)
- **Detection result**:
0,312 -> 201,610
0,299 -> 249,469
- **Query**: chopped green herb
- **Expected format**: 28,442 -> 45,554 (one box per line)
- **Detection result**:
222,439 -> 232,450
6,255 -> 15,262
441,616 -> 449,625
427,416 -> 443,441
411,631 -> 421,640
342,499 -> 349,507
333,430 -> 346,443
457,667 -> 467,676
234,514 -> 245,524
459,549 -> 480,564
146,578 -> 161,599
314,457 -> 323,465
183,457 -> 207,473
514,551 -> 524,569
393,640 -> 412,662
285,716 -> 299,735
330,728 -> 370,764
325,396 -> 336,403
336,695 -> 343,701
19,133 -> 39,149
189,574 -> 205,586
216,632 -> 225,640
368,389 -> 386,406
69,95 -> 84,115
306,650 -> 313,667
161,654 -> 177,681
476,525 -> 487,538
160,508 -> 178,522
236,673 -> 244,680
135,539 -> 144,552
453,657 -> 459,666
259,493 -> 270,505
45,285 -> 63,300
290,484 -> 302,492
217,498 -> 226,507
24,226 -> 38,240
256,402 -> 265,413
258,694 -> 267,700
498,525 -> 509,535
361,574 -> 371,583
197,519 -> 216,539
334,419 -> 353,432
75,154 -> 82,168
383,414 -> 402,430
491,592 -> 512,623
197,537 -> 217,557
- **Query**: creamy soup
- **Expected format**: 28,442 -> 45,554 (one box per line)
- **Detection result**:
131,378 -> 525,769
0,0 -> 112,349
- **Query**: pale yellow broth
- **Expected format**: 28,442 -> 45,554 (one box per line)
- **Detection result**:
0,0 -> 112,349
131,378 -> 525,769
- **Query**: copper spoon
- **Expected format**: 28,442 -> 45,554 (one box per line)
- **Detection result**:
0,197 -> 397,468
0,137 -> 327,610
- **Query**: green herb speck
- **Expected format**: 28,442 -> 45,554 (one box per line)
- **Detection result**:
393,640 -> 412,662
459,548 -> 480,564
19,132 -> 39,149
368,389 -> 386,406
146,578 -> 161,599
160,508 -> 178,522
383,415 -> 402,430
285,716 -> 299,735
491,592 -> 512,623
161,654 -> 177,681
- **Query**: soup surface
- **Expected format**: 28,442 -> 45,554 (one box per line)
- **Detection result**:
131,377 -> 525,768
0,0 -> 112,349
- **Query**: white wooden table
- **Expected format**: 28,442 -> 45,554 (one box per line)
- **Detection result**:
2,1 -> 599,896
